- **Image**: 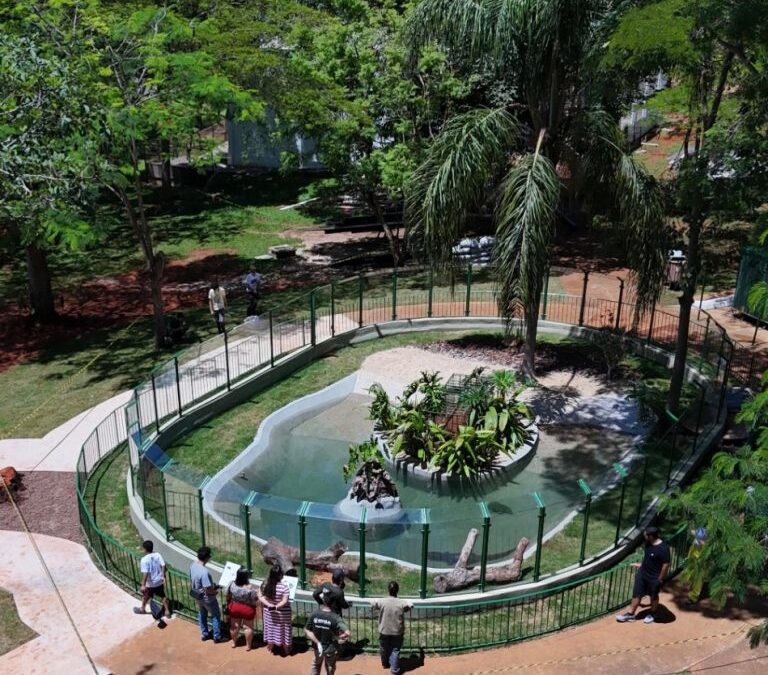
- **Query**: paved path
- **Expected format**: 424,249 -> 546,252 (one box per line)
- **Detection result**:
100,583 -> 767,675
0,531 -> 148,675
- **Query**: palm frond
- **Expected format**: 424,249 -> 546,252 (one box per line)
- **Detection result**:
494,136 -> 560,323
404,0 -> 495,65
406,107 -> 520,264
747,280 -> 768,319
614,155 -> 667,312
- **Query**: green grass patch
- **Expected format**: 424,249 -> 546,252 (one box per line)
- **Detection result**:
0,588 -> 37,656
166,330 -> 497,474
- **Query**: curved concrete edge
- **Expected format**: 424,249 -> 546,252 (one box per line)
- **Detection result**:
0,531 -> 149,674
0,390 -> 133,472
124,317 -> 726,605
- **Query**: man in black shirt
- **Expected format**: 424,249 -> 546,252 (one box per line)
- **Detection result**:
616,526 -> 671,624
312,568 -> 350,616
305,596 -> 350,675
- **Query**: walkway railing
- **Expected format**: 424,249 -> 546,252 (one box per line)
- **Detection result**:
75,265 -> 736,651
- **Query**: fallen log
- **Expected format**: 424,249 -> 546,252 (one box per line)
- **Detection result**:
433,529 -> 528,593
261,537 -> 359,580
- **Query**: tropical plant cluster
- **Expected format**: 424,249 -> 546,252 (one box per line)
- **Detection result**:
363,368 -> 533,478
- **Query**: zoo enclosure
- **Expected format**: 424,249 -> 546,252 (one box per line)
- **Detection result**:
76,265 -> 739,650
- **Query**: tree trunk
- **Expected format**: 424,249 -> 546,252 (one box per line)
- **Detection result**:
25,243 -> 56,322
149,252 -> 166,349
667,210 -> 703,415
368,192 -> 400,268
433,529 -> 528,593
261,537 -> 357,579
160,138 -> 172,199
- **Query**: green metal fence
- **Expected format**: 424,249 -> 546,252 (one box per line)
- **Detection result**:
75,265 -> 735,651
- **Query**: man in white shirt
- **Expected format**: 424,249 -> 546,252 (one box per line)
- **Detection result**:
208,281 -> 227,334
134,540 -> 171,620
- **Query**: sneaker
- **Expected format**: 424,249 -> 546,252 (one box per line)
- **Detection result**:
132,607 -> 147,615
616,612 -> 636,622
643,614 -> 655,624
201,634 -> 212,642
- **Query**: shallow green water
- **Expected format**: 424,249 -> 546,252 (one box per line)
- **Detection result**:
228,394 -> 635,567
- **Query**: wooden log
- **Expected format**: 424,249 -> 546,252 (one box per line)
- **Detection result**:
261,537 -> 348,575
433,532 -> 529,593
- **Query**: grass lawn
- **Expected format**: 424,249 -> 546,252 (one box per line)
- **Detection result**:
0,588 -> 37,656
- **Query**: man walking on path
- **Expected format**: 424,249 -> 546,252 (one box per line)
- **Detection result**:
616,527 -> 671,624
305,595 -> 350,675
133,540 -> 171,622
371,581 -> 413,675
244,267 -> 262,317
208,280 -> 227,334
190,546 -> 224,642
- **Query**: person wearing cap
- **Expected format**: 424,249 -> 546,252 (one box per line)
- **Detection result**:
616,526 -> 671,624
312,568 -> 349,616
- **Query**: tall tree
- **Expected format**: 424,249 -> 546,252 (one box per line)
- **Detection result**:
404,0 -> 667,375
0,30 -> 104,321
608,0 -> 768,412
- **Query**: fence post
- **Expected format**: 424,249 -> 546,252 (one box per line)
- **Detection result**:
151,373 -> 160,431
693,384 -> 706,452
701,316 -> 711,358
533,492 -> 546,582
613,464 -> 628,547
358,508 -> 367,598
541,267 -> 550,320
427,268 -> 434,318
419,509 -> 429,599
578,271 -> 589,326
197,481 -> 208,549
223,329 -> 231,391
391,269 -> 398,321
578,479 -> 592,566
330,281 -> 336,337
241,501 -> 252,573
298,502 -> 309,590
479,502 -> 490,592
358,273 -> 364,327
174,356 -> 183,417
697,273 -> 706,320
615,278 -> 625,329
309,290 -> 317,346
646,305 -> 656,344
635,456 -> 649,526
269,309 -> 275,368
134,389 -> 142,442
465,264 -> 473,317
666,426 -> 679,488
161,470 -> 171,542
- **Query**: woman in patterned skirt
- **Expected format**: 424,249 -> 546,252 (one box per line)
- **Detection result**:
258,564 -> 292,655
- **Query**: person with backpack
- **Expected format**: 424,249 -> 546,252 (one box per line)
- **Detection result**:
305,594 -> 350,675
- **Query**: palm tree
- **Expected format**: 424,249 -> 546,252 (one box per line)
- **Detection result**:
404,0 -> 667,375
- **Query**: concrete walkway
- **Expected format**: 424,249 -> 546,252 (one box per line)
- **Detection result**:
0,531 -> 148,674
99,583 -> 767,675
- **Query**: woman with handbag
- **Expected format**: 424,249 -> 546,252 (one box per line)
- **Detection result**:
258,564 -> 293,656
226,567 -> 259,650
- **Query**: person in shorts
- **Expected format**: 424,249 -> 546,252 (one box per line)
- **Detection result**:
208,280 -> 227,334
616,526 -> 671,624
134,540 -> 171,620
305,595 -> 350,675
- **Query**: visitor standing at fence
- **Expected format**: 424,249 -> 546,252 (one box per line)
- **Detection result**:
226,567 -> 258,651
133,540 -> 171,622
370,581 -> 412,675
616,527 -> 671,624
244,267 -> 262,317
190,546 -> 224,642
305,594 -> 350,675
259,564 -> 293,656
208,280 -> 227,334
312,568 -> 349,616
